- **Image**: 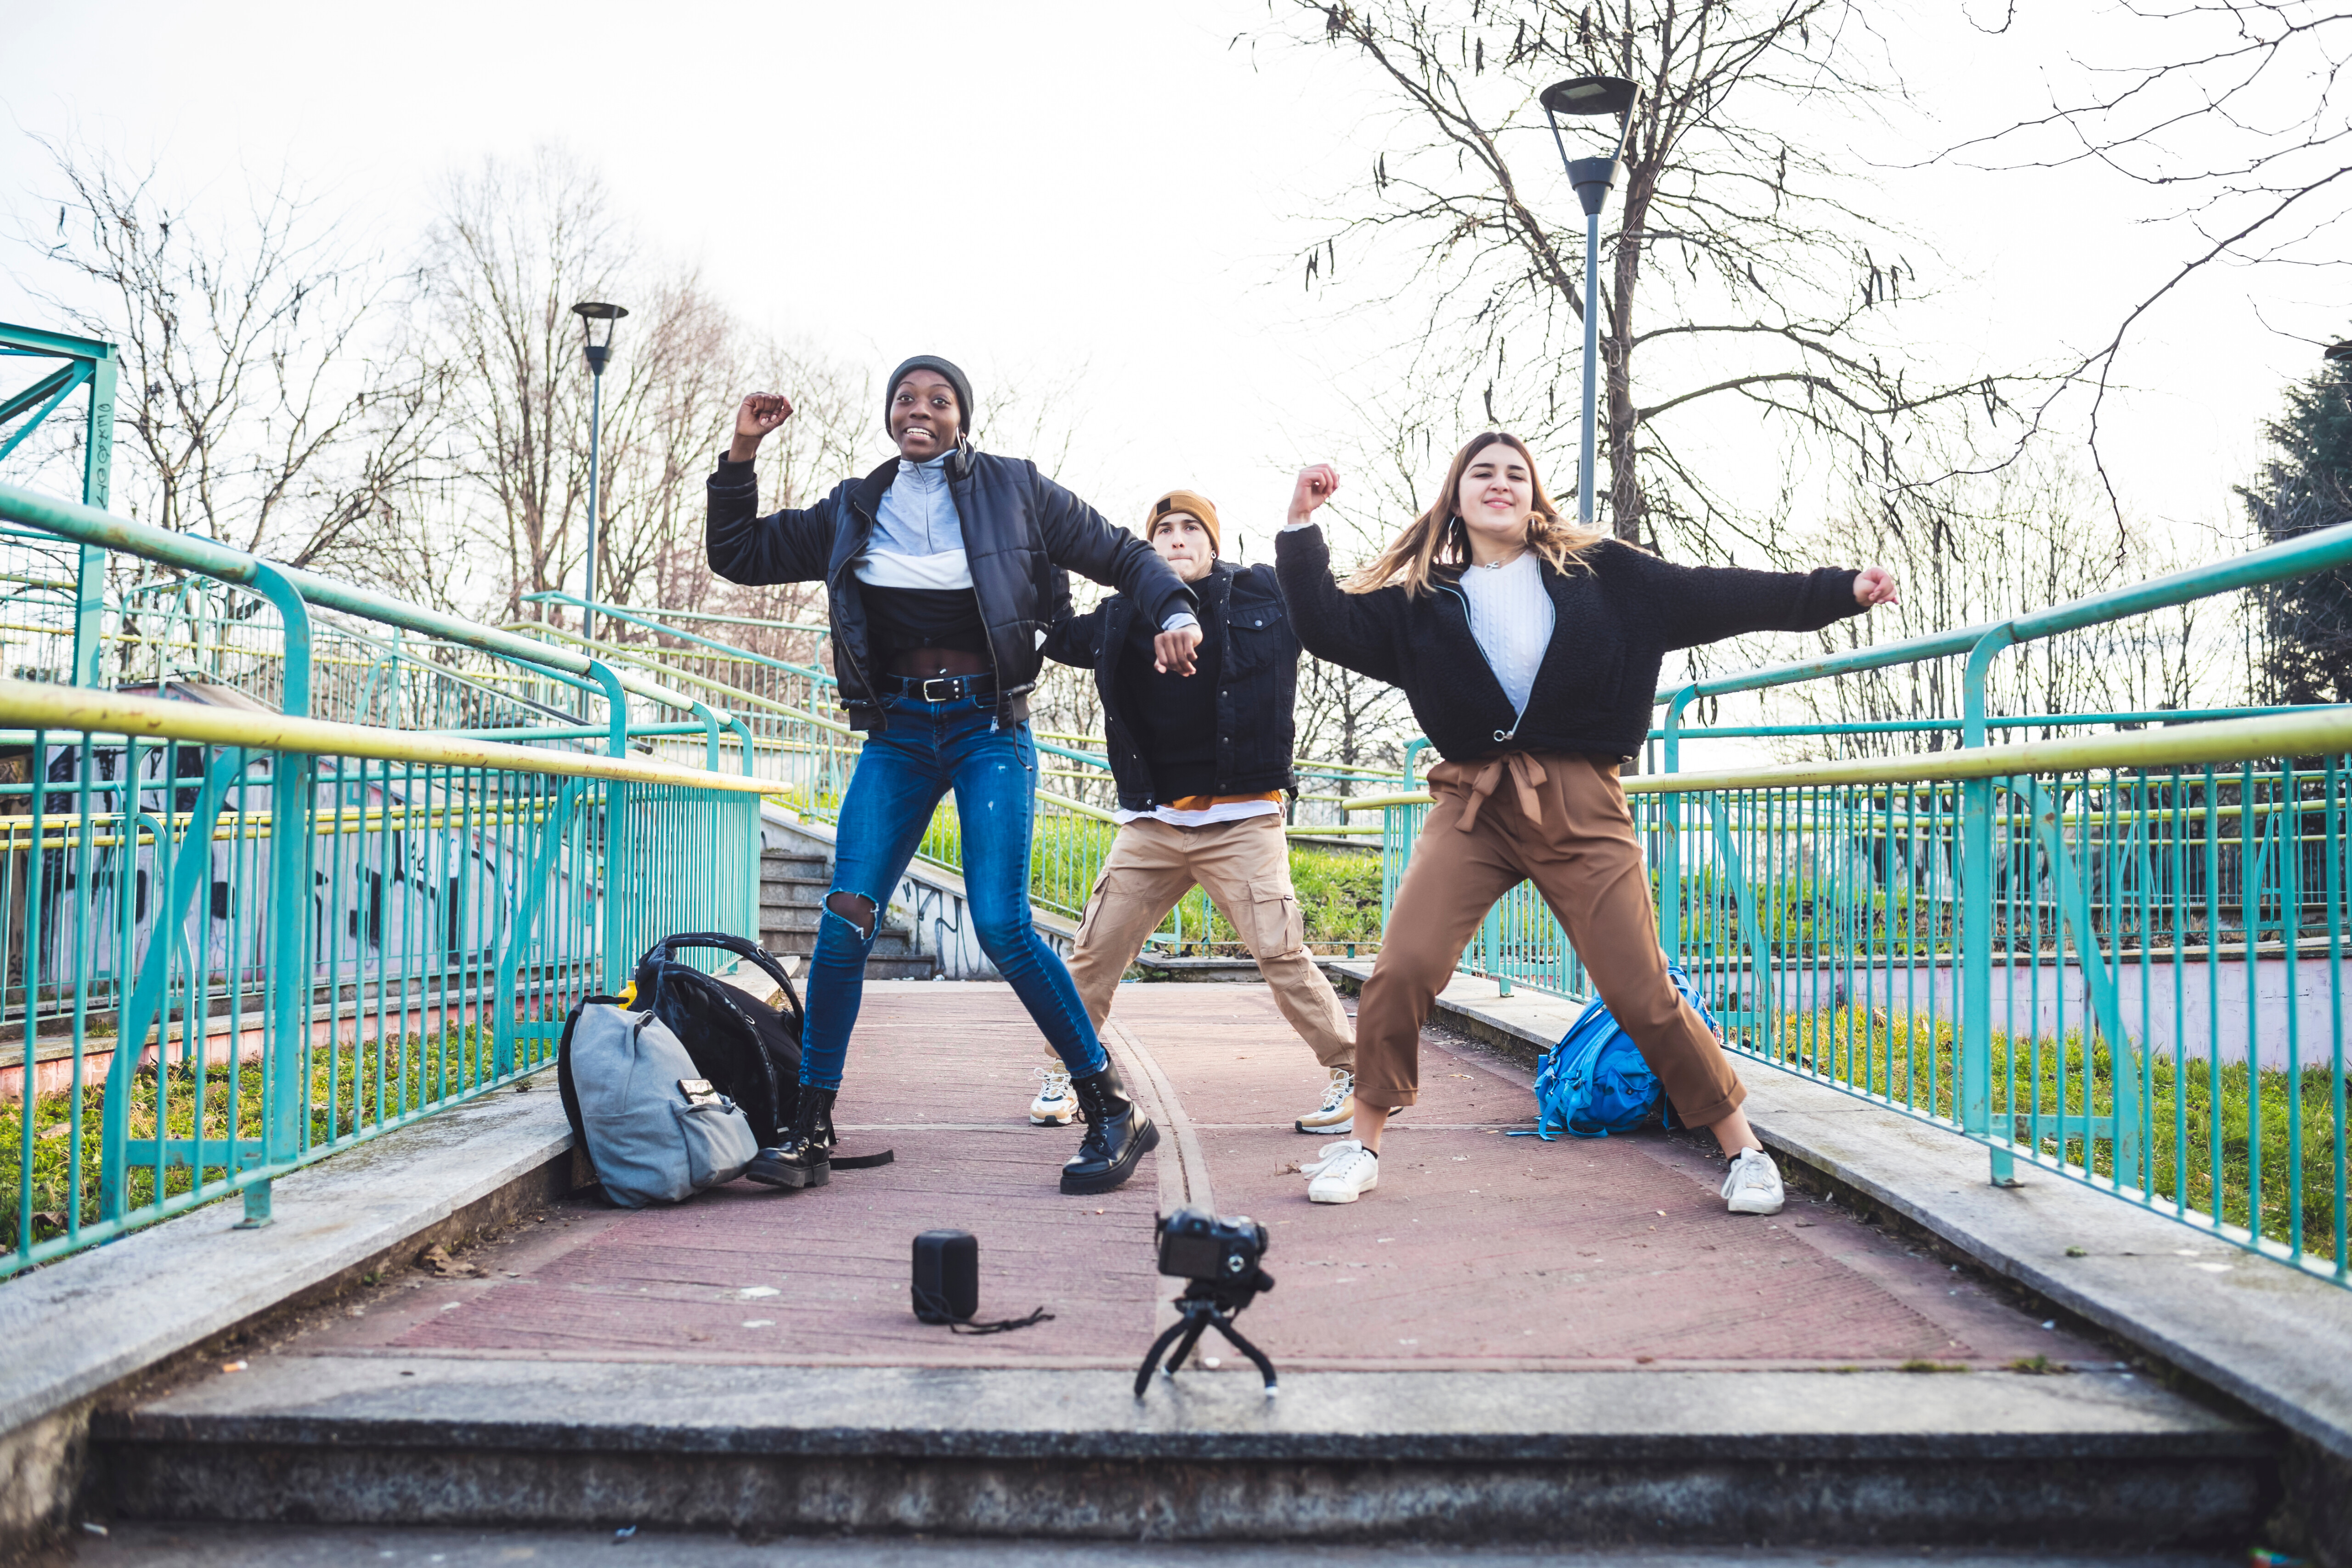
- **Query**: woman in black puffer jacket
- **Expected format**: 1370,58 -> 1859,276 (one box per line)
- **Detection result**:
1273,431 -> 1898,1216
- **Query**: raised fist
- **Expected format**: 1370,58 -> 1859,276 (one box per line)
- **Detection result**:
1288,464 -> 1341,525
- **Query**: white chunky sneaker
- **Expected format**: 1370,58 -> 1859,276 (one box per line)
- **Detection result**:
1722,1147 -> 1785,1215
1305,1139 -> 1379,1204
1294,1067 -> 1356,1136
1029,1065 -> 1076,1126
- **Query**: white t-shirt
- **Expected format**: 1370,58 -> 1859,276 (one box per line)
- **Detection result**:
1458,551 -> 1555,716
1113,798 -> 1286,828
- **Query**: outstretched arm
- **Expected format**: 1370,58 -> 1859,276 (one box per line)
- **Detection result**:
707,392 -> 832,585
1272,464 -> 1407,685
1632,548 -> 1899,651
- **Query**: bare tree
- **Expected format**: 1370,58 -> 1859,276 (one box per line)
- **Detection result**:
14,143 -> 447,579
1779,451 -> 2223,754
630,329 -> 876,672
1268,1 -> 2044,559
586,267 -> 739,616
423,147 -> 628,624
1939,2 -> 2352,523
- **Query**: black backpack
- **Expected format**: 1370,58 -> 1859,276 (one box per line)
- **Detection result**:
631,933 -> 803,1145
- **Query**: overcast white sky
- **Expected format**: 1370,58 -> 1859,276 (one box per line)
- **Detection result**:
1,0 -> 2333,577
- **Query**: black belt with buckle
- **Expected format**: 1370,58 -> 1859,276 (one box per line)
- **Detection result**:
883,671 -> 996,703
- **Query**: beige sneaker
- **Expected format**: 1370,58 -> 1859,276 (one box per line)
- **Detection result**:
1029,1065 -> 1076,1126
1294,1067 -> 1356,1136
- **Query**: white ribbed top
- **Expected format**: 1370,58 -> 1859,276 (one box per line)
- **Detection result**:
1459,551 -> 1555,718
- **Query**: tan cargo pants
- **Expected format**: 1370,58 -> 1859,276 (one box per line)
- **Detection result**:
1355,751 -> 1744,1126
1060,814 -> 1354,1068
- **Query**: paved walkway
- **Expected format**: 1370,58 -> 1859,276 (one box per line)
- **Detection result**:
285,982 -> 2102,1376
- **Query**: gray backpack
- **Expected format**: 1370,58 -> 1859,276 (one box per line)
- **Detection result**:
555,1000 -> 760,1207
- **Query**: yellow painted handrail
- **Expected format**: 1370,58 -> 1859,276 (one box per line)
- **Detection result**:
0,679 -> 774,794
1341,708 -> 2352,811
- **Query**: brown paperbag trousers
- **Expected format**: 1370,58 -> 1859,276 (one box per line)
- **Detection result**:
1355,750 -> 1745,1127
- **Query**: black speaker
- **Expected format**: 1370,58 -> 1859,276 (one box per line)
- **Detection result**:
911,1229 -> 978,1324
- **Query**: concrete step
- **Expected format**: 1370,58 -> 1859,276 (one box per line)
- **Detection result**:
88,1361 -> 2274,1545
755,839 -> 936,979
759,932 -> 934,981
763,925 -> 919,957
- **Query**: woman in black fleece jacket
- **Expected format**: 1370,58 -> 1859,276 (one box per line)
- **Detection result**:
1275,433 -> 1898,1215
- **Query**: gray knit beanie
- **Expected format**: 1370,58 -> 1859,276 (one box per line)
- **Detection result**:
884,355 -> 975,434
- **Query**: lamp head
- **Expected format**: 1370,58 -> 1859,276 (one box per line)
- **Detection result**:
1540,75 -> 1640,119
2325,340 -> 2352,363
571,301 -> 629,374
1540,76 -> 1642,216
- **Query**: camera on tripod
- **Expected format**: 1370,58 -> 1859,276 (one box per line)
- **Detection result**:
1157,1207 -> 1269,1289
1136,1208 -> 1279,1399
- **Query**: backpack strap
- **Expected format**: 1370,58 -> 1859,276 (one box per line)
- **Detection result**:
638,932 -> 803,1026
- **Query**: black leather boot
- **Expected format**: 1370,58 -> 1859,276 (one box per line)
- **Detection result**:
745,1087 -> 835,1190
1060,1061 -> 1159,1195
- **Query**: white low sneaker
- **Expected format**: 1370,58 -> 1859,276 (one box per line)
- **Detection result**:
1722,1147 -> 1785,1215
1295,1067 -> 1356,1136
1029,1065 -> 1076,1126
1304,1139 -> 1379,1204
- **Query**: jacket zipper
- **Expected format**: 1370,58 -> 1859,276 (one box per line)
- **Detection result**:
836,498 -> 878,712
1436,580 -> 1522,745
946,463 -> 1004,718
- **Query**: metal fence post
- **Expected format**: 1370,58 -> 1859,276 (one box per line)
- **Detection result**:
586,660 -> 630,993
72,347 -> 115,688
1962,627 -> 2020,1187
241,562 -> 314,1228
726,713 -> 760,941
1659,686 -> 1700,961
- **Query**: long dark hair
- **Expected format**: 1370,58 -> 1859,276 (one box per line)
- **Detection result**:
1344,431 -> 1606,595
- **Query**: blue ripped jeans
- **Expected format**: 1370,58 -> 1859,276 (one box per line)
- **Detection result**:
797,691 -> 1108,1092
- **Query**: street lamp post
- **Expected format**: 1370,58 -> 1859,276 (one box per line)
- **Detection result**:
571,301 -> 629,647
1539,75 -> 1641,530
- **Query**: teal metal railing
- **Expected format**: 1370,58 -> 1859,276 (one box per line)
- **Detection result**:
0,683 -> 767,1277
0,475 -> 768,1276
1349,528 -> 2352,1284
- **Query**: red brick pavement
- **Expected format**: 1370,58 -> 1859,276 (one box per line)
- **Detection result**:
292,982 -> 2102,1374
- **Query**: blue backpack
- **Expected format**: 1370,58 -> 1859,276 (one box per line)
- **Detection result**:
1515,962 -> 1717,1140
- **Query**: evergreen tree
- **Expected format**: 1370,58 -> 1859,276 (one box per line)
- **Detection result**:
2240,348 -> 2352,705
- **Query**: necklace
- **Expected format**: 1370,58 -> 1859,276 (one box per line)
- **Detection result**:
1480,549 -> 1526,570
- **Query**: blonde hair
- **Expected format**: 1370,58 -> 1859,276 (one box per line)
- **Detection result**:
1343,431 -> 1607,595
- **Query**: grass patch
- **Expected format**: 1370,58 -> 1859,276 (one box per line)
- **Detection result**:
4,1022 -> 528,1252
1763,1005 -> 2347,1263
917,801 -> 1388,949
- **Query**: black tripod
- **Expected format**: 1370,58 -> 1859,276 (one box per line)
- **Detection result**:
1133,1271 -> 1278,1398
